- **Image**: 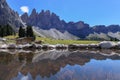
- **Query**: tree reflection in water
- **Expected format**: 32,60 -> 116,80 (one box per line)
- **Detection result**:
0,49 -> 120,80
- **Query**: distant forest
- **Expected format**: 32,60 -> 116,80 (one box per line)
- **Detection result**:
0,24 -> 15,37
0,24 -> 35,39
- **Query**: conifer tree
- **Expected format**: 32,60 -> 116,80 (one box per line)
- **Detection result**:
26,26 -> 34,37
18,26 -> 26,38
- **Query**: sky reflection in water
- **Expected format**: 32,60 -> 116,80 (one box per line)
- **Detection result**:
0,50 -> 120,80
12,59 -> 120,80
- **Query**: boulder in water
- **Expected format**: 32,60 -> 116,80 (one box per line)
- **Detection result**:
99,41 -> 116,49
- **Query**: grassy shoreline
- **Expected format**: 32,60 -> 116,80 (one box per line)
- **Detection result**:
4,35 -> 100,45
36,37 -> 100,45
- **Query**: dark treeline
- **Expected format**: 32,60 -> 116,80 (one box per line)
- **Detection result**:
18,26 -> 35,38
0,24 -> 15,37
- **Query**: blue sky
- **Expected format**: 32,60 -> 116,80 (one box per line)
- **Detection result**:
6,0 -> 120,26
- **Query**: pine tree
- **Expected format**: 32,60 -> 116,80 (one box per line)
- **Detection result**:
18,26 -> 35,40
0,25 -> 2,37
3,25 -> 7,36
6,24 -> 13,35
1,26 -> 4,37
18,26 -> 26,38
26,26 -> 34,37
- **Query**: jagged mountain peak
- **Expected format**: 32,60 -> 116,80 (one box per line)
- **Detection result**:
0,0 -> 24,29
0,0 -> 6,3
30,9 -> 53,17
21,8 -> 120,39
31,8 -> 38,15
21,9 -> 63,30
21,13 -> 29,23
45,10 -> 51,15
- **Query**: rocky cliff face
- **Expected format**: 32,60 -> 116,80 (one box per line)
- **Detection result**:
21,9 -> 120,39
0,0 -> 24,29
21,9 -> 93,38
67,21 -> 93,38
25,9 -> 65,32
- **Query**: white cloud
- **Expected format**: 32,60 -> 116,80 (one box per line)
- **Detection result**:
20,6 -> 29,13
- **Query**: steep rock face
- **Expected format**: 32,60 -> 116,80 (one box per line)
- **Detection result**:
22,10 -> 65,32
21,9 -> 120,39
107,25 -> 120,32
93,25 -> 108,33
0,0 -> 23,28
67,21 -> 93,38
21,13 -> 28,23
93,25 -> 120,34
21,9 -> 92,38
28,8 -> 39,26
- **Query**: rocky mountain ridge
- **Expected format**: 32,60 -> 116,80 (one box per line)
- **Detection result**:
0,0 -> 24,29
21,9 -> 120,39
1,0 -> 120,40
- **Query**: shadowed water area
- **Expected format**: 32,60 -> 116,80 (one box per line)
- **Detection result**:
0,49 -> 120,80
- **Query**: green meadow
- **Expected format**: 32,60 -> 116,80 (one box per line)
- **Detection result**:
36,36 -> 100,45
3,35 -> 99,45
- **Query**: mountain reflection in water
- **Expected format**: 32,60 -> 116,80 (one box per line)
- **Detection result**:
0,49 -> 120,80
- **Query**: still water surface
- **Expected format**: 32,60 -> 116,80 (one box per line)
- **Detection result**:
0,49 -> 120,80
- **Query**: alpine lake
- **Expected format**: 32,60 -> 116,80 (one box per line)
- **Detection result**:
0,49 -> 120,80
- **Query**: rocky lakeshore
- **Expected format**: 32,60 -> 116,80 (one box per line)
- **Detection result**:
0,41 -> 120,50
